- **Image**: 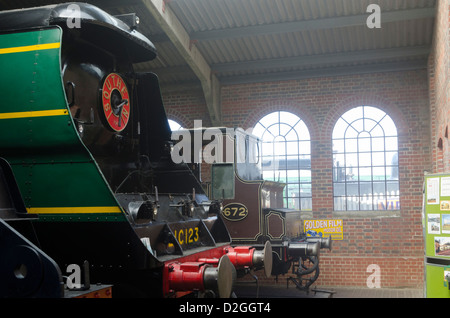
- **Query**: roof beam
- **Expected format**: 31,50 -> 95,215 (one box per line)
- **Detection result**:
141,0 -> 221,126
190,7 -> 436,41
219,59 -> 428,85
152,59 -> 428,88
212,46 -> 430,73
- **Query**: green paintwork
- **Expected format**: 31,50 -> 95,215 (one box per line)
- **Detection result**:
0,26 -> 126,222
426,264 -> 450,298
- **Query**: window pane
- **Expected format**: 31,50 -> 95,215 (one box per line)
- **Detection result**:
387,181 -> 400,193
261,142 -> 274,156
295,121 -> 310,140
333,139 -> 345,153
372,151 -> 386,166
346,166 -> 358,180
287,198 -> 300,210
346,182 -> 359,196
334,197 -> 346,211
286,141 -> 299,155
332,106 -> 399,211
287,170 -> 300,184
359,182 -> 373,196
370,124 -> 384,137
276,170 -> 287,183
286,183 -> 299,197
300,183 -> 312,196
263,170 -> 275,180
358,139 -> 371,153
301,197 -> 312,210
298,141 -> 311,155
286,129 -> 299,141
387,166 -> 399,180
358,152 -> 372,166
385,137 -> 398,151
359,167 -> 372,180
300,169 -> 311,181
364,118 -> 378,132
346,153 -> 358,168
345,125 -> 359,138
333,153 -> 344,163
374,196 -> 387,210
372,137 -> 385,151
334,168 -> 345,182
279,123 -> 292,137
380,116 -> 397,136
360,195 -> 373,210
273,138 -> 286,155
345,138 -> 358,153
373,167 -> 386,180
261,131 -> 275,142
351,119 -> 364,133
267,124 -> 280,138
386,152 -> 398,166
373,181 -> 386,195
168,119 -> 183,131
334,182 -> 345,196
364,106 -> 386,122
280,111 -> 300,128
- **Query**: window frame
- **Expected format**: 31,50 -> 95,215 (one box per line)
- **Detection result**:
253,111 -> 312,210
332,106 -> 400,213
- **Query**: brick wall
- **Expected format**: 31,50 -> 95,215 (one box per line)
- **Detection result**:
163,68 -> 430,289
429,0 -> 450,174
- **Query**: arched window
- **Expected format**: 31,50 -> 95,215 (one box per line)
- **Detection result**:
168,119 -> 183,131
332,106 -> 399,211
253,111 -> 311,210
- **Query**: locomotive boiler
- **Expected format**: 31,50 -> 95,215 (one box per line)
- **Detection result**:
0,3 -> 271,298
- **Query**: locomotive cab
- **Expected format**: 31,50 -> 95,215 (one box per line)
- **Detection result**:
175,126 -> 331,290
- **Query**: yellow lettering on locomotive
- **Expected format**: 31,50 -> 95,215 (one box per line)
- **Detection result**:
178,229 -> 184,244
222,203 -> 248,221
174,227 -> 199,246
105,78 -> 112,91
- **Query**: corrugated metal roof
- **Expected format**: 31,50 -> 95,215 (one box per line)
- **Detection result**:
0,0 -> 436,88
165,0 -> 435,86
170,0 -> 434,32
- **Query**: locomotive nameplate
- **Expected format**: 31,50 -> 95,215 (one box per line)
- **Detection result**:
101,73 -> 130,132
173,226 -> 200,246
222,203 -> 248,222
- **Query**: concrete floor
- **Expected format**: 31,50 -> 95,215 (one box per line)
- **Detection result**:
233,283 -> 424,298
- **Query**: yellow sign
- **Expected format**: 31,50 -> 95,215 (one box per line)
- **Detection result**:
304,219 -> 343,241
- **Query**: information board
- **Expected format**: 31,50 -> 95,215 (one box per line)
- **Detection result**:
424,174 -> 450,297
425,176 -> 450,258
